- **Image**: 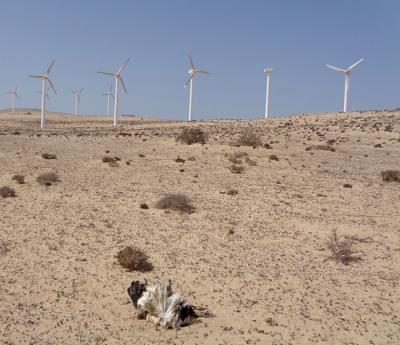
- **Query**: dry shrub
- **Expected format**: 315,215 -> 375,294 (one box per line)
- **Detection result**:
269,154 -> 279,161
229,164 -> 245,174
12,175 -> 25,184
0,186 -> 16,198
381,170 -> 400,182
326,230 -> 361,265
236,128 -> 262,147
102,156 -> 119,167
227,151 -> 248,164
306,145 -> 336,152
42,153 -> 57,159
155,194 -> 195,213
37,172 -> 60,186
176,127 -> 208,145
227,188 -> 239,195
245,157 -> 257,166
116,246 -> 152,271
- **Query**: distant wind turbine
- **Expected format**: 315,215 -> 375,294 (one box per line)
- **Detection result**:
326,58 -> 364,113
102,86 -> 114,117
97,58 -> 129,126
263,68 -> 273,118
29,59 -> 57,129
70,88 -> 84,116
7,86 -> 20,113
185,53 -> 210,121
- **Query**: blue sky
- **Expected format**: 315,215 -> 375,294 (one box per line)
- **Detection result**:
0,0 -> 398,120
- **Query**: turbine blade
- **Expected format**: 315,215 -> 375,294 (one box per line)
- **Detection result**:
109,85 -> 113,92
110,93 -> 115,100
348,58 -> 364,71
47,78 -> 57,95
326,64 -> 346,72
77,94 -> 81,103
188,52 -> 195,69
197,70 -> 211,75
79,88 -> 84,94
185,74 -> 194,87
46,94 -> 50,101
97,71 -> 116,76
15,93 -> 20,100
29,75 -> 44,79
46,59 -> 55,75
118,58 -> 130,74
120,77 -> 128,94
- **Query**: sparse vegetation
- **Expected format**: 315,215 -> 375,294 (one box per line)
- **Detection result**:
116,246 -> 152,271
102,156 -> 120,167
227,188 -> 239,195
245,157 -> 257,166
381,170 -> 400,182
236,128 -> 262,147
0,186 -> 16,198
326,230 -> 361,265
155,194 -> 195,213
12,175 -> 25,184
176,127 -> 208,145
140,203 -> 149,209
306,145 -> 336,152
37,172 -> 60,186
42,153 -> 57,159
229,164 -> 245,174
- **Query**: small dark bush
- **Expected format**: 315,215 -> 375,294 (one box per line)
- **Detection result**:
269,154 -> 279,161
116,246 -> 152,271
155,194 -> 195,214
263,143 -> 273,149
176,127 -> 208,145
305,145 -> 336,152
326,230 -> 361,265
227,188 -> 239,195
12,175 -> 25,184
236,129 -> 262,147
102,156 -> 119,167
140,203 -> 149,209
0,186 -> 16,198
381,170 -> 400,182
343,184 -> 352,188
37,172 -> 60,186
245,157 -> 257,166
42,153 -> 57,160
229,164 -> 245,174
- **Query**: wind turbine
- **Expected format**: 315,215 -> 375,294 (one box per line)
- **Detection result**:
70,88 -> 84,116
7,86 -> 20,113
326,58 -> 364,112
102,85 -> 114,117
184,53 -> 210,121
29,59 -> 57,129
263,68 -> 273,118
97,58 -> 129,126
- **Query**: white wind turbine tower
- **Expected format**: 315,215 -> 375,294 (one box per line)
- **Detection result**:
326,58 -> 364,112
97,58 -> 129,126
38,86 -> 51,102
70,88 -> 84,116
263,68 -> 273,118
7,86 -> 20,113
29,59 -> 57,129
185,53 -> 210,121
102,86 -> 114,117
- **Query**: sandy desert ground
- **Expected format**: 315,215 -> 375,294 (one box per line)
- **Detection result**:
0,109 -> 399,345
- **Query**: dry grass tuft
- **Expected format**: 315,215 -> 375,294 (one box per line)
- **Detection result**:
381,170 -> 400,182
116,246 -> 152,271
236,129 -> 262,147
306,145 -> 336,152
155,194 -> 195,213
227,151 -> 248,164
227,188 -> 239,195
269,154 -> 279,161
176,127 -> 208,145
102,156 -> 120,167
41,153 -> 57,159
229,164 -> 245,174
0,186 -> 16,198
12,175 -> 25,184
326,230 -> 361,265
37,172 -> 60,186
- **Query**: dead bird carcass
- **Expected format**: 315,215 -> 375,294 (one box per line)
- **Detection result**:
127,279 -> 197,329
